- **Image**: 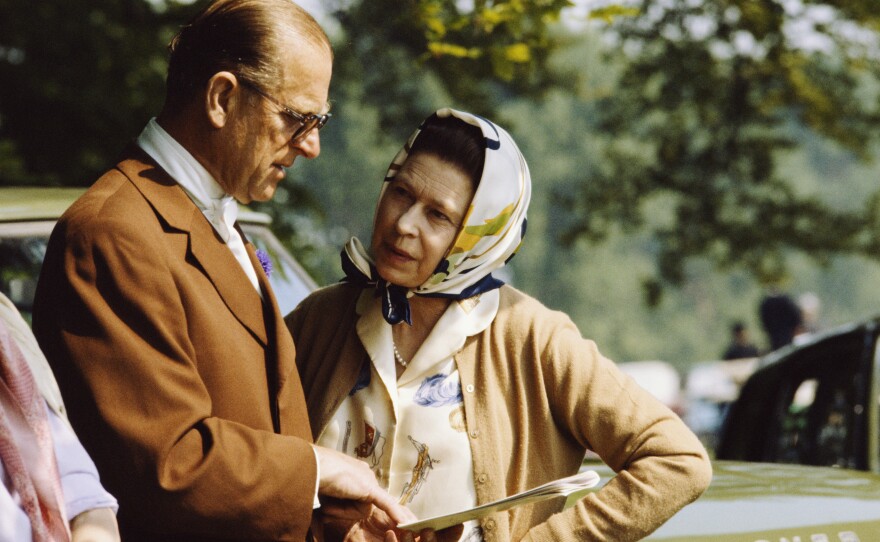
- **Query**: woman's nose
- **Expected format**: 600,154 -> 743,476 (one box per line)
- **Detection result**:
394,206 -> 419,236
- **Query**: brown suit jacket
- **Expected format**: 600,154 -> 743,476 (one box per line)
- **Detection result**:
33,147 -> 317,541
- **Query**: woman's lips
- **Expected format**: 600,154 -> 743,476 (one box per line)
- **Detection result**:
385,243 -> 414,263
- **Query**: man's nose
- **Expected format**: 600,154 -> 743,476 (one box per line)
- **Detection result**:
292,129 -> 321,158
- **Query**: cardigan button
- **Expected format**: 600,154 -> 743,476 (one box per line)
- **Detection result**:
484,519 -> 496,531
477,473 -> 488,483
469,429 -> 479,439
465,384 -> 475,393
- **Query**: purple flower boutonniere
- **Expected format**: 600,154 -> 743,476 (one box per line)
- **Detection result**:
255,248 -> 273,278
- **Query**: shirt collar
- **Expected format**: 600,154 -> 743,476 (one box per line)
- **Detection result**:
136,118 -> 240,242
136,117 -> 227,207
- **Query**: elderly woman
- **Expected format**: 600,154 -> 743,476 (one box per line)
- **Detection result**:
286,109 -> 711,542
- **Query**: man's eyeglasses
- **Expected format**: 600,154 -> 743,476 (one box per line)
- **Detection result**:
238,77 -> 331,142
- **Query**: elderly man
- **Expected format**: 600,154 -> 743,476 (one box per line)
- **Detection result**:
32,1 -> 410,540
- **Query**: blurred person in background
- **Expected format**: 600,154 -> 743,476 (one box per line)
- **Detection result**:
287,109 -> 712,541
722,321 -> 760,360
797,292 -> 822,335
0,292 -> 119,542
758,285 -> 804,351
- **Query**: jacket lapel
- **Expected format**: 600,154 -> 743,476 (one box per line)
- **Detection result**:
246,242 -> 312,440
116,147 -> 268,346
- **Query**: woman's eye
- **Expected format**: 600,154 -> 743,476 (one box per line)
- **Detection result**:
431,210 -> 450,222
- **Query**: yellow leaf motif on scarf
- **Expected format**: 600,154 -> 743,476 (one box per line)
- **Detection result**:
424,203 -> 515,287
449,203 -> 514,258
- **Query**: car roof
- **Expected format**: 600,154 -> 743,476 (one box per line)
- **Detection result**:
0,186 -> 272,224
0,187 -> 88,222
746,313 -> 880,374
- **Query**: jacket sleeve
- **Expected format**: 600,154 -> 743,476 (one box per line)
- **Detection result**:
34,211 -> 317,540
522,314 -> 712,541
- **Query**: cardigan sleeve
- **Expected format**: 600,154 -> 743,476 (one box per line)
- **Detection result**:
521,313 -> 712,541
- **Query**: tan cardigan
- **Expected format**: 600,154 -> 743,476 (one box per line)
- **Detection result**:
287,283 -> 711,541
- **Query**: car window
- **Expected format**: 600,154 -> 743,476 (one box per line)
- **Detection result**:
719,326 -> 875,471
0,221 -> 53,324
762,332 -> 867,469
1,220 -> 316,325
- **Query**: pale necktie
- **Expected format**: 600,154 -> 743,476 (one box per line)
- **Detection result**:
203,196 -> 237,243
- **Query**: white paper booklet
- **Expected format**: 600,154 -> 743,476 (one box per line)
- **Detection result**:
398,470 -> 601,532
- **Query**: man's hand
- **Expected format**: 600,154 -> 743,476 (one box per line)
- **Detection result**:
334,508 -> 464,542
314,446 -> 416,528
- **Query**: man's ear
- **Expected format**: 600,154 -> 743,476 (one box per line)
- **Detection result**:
205,72 -> 239,128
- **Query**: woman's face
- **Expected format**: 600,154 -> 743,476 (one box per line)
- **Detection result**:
371,152 -> 475,288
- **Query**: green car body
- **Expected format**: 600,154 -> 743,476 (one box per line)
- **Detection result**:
571,458 -> 880,541
637,315 -> 880,540
642,461 -> 880,541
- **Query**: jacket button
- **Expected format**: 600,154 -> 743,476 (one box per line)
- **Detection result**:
465,384 -> 475,393
470,429 -> 479,439
477,473 -> 488,483
484,519 -> 496,531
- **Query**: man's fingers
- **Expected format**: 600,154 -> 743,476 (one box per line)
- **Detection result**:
321,497 -> 372,522
436,524 -> 464,542
314,446 -> 417,527
367,487 -> 417,526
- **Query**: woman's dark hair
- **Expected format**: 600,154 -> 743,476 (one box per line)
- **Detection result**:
408,114 -> 485,189
164,0 -> 330,113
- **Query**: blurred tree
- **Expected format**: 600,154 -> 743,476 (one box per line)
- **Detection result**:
326,0 -> 579,140
560,0 -> 880,303
0,0 -> 583,185
4,0 -> 880,315
0,0 -> 204,186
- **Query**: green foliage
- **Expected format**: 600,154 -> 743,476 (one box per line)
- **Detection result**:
3,0 -> 880,364
0,0 -> 201,186
329,0 -> 576,134
570,0 -> 880,300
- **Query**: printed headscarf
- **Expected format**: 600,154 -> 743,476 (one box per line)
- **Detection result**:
342,108 -> 532,324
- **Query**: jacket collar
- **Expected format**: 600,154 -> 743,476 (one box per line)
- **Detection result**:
115,145 -> 268,346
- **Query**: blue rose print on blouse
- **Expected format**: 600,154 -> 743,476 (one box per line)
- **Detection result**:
413,373 -> 463,407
